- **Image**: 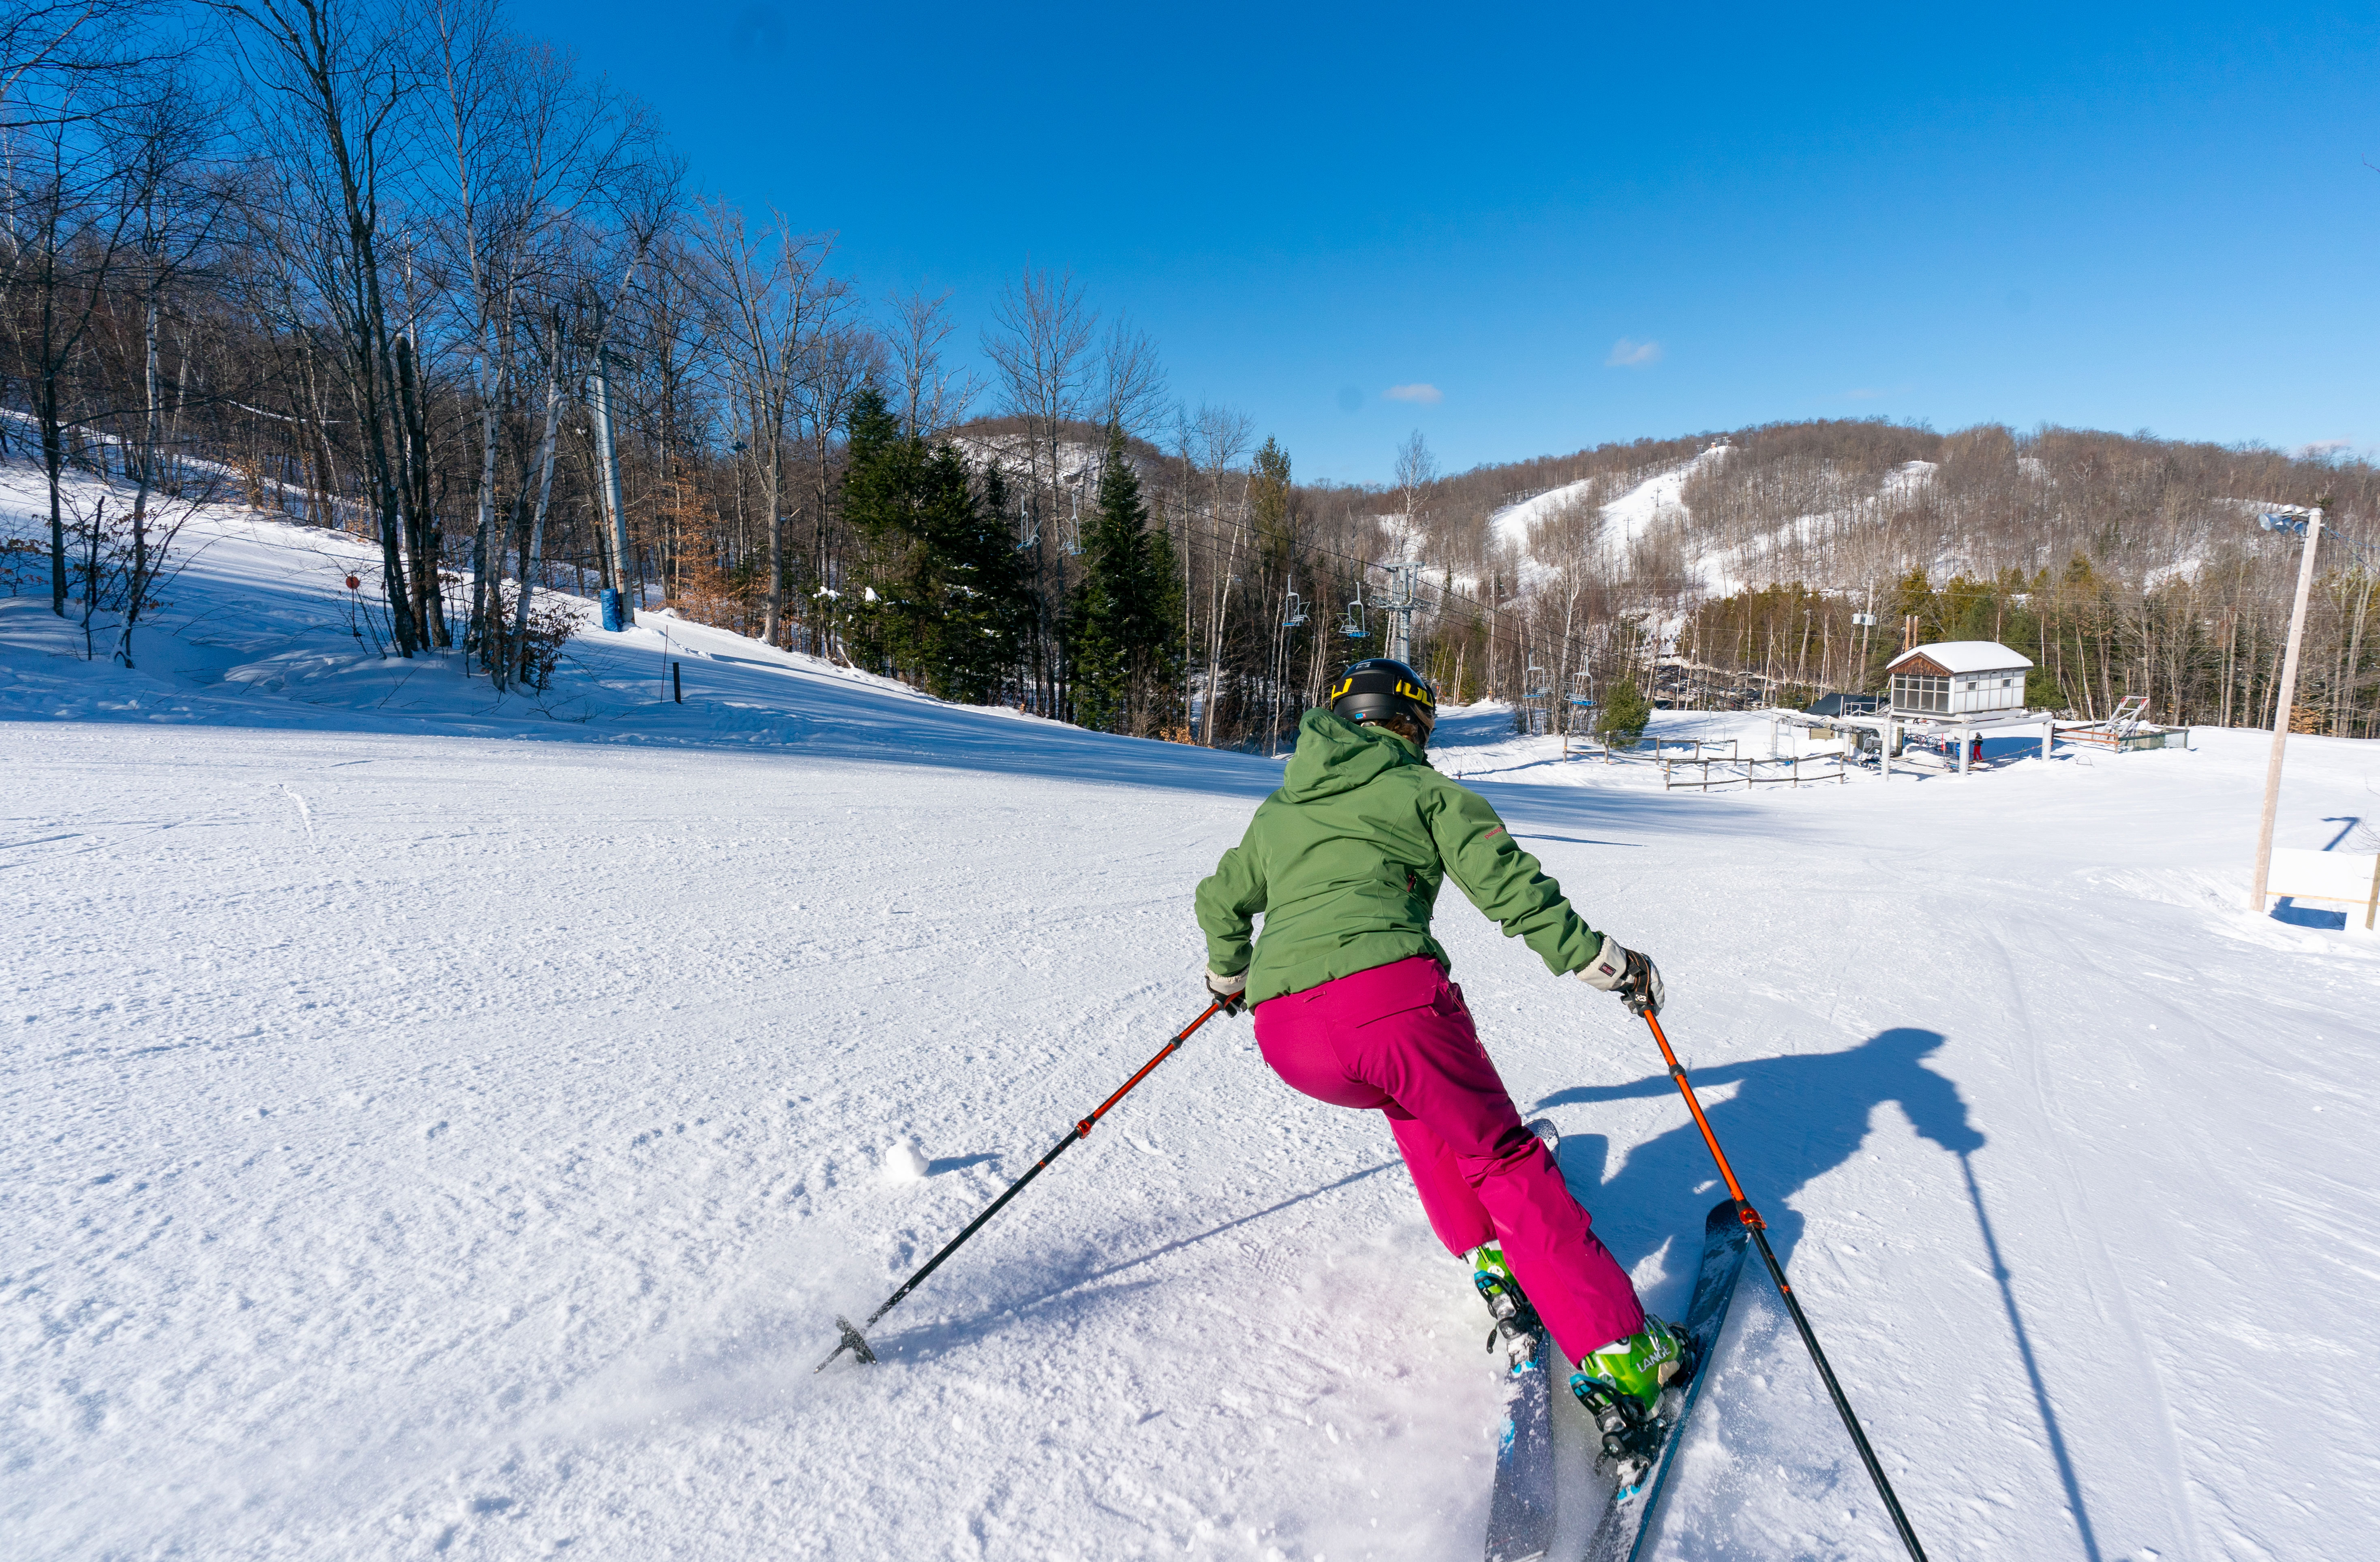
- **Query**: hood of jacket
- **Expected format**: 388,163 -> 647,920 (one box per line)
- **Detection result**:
1279,707 -> 1426,802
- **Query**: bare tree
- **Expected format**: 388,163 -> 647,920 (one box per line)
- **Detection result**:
792,310 -> 874,656
1095,313 -> 1166,439
885,286 -> 975,439
221,0 -> 432,654
691,199 -> 834,647
1394,428 -> 1437,553
982,265 -> 1094,703
427,0 -> 660,683
110,64 -> 223,666
1181,402 -> 1251,742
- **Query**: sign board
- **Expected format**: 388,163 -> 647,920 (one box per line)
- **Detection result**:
2266,848 -> 2380,932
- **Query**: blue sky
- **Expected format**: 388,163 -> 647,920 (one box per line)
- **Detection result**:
508,0 -> 2380,484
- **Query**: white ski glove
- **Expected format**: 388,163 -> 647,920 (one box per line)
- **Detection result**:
1204,968 -> 1248,1014
1577,937 -> 1663,1018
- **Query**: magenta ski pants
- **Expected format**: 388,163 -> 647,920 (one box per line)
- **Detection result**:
1252,955 -> 1645,1361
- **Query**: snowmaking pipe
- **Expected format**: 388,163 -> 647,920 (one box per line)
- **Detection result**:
815,998 -> 1233,1372
1639,1008 -> 1931,1562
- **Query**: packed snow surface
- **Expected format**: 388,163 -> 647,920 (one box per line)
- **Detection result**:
6,461 -> 2380,1559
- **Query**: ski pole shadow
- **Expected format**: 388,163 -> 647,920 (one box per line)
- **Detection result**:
1534,1027 -> 1982,1278
864,1161 -> 1402,1361
1961,1149 -> 2103,1562
1047,1160 -> 1401,1296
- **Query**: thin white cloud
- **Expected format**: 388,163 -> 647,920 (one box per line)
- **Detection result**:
1605,338 -> 1663,369
1383,382 -> 1443,404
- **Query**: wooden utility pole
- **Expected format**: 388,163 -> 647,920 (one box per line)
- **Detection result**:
2250,507 -> 2323,913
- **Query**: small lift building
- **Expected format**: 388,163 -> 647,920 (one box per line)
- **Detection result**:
1775,640 -> 2058,777
1885,642 -> 2031,718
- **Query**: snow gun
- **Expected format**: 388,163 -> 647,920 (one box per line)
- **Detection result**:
1639,1007 -> 1931,1562
815,998 -> 1234,1372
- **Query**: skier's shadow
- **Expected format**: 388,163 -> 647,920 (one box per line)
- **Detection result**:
1533,1027 -> 1983,1281
1539,1030 -> 2119,1560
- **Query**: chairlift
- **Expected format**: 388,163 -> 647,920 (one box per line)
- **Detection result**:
1281,585 -> 1308,630
1341,585 -> 1366,639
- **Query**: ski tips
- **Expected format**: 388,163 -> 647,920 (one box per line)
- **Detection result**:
813,1315 -> 880,1373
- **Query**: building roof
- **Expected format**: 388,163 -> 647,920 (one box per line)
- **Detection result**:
1806,692 -> 1883,717
1886,640 -> 2034,675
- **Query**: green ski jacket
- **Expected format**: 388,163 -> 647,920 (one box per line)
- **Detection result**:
1195,707 -> 1607,1006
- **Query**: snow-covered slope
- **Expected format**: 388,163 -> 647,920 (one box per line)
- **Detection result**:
1490,446 -> 1732,584
7,461 -> 2380,1560
1488,449 -> 1950,600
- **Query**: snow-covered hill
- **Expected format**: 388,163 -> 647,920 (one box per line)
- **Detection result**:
6,461 -> 2380,1559
1488,446 -> 1948,600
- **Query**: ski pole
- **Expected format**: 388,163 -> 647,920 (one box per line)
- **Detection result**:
1639,1009 -> 1930,1562
815,997 -> 1232,1372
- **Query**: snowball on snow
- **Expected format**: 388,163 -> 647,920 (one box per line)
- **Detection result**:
881,1140 -> 929,1183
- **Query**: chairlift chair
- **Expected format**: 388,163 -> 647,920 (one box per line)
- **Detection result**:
1281,587 -> 1307,630
1341,587 -> 1366,639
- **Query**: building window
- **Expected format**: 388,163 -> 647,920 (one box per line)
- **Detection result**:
1893,673 -> 1948,712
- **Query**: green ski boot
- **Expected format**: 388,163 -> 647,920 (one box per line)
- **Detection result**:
1468,1243 -> 1541,1349
1568,1313 -> 1695,1472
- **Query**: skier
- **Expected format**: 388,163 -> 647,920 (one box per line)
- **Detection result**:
1194,658 -> 1687,1438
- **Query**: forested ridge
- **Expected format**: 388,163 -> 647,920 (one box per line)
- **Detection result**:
9,1 -> 2374,742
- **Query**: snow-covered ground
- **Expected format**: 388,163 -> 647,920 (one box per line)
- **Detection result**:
6,461 -> 2380,1560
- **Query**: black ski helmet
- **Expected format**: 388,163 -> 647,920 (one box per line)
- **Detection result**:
1329,658 -> 1438,743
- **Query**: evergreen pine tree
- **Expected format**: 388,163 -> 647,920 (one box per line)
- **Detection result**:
841,386 -> 925,674
1070,421 -> 1184,733
841,384 -> 1032,703
1597,678 -> 1652,744
924,443 -> 1032,704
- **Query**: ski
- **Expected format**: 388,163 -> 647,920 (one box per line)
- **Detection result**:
1483,1301 -> 1556,1561
1582,1198 -> 1754,1562
1483,1117 -> 1566,1562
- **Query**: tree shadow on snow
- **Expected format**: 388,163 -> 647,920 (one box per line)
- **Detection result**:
1534,1028 -> 1982,1280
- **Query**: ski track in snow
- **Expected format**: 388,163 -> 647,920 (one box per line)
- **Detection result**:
4,456 -> 2380,1559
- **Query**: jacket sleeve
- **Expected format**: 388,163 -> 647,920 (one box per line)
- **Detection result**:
1193,811 -> 1270,976
1423,780 -> 1605,975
